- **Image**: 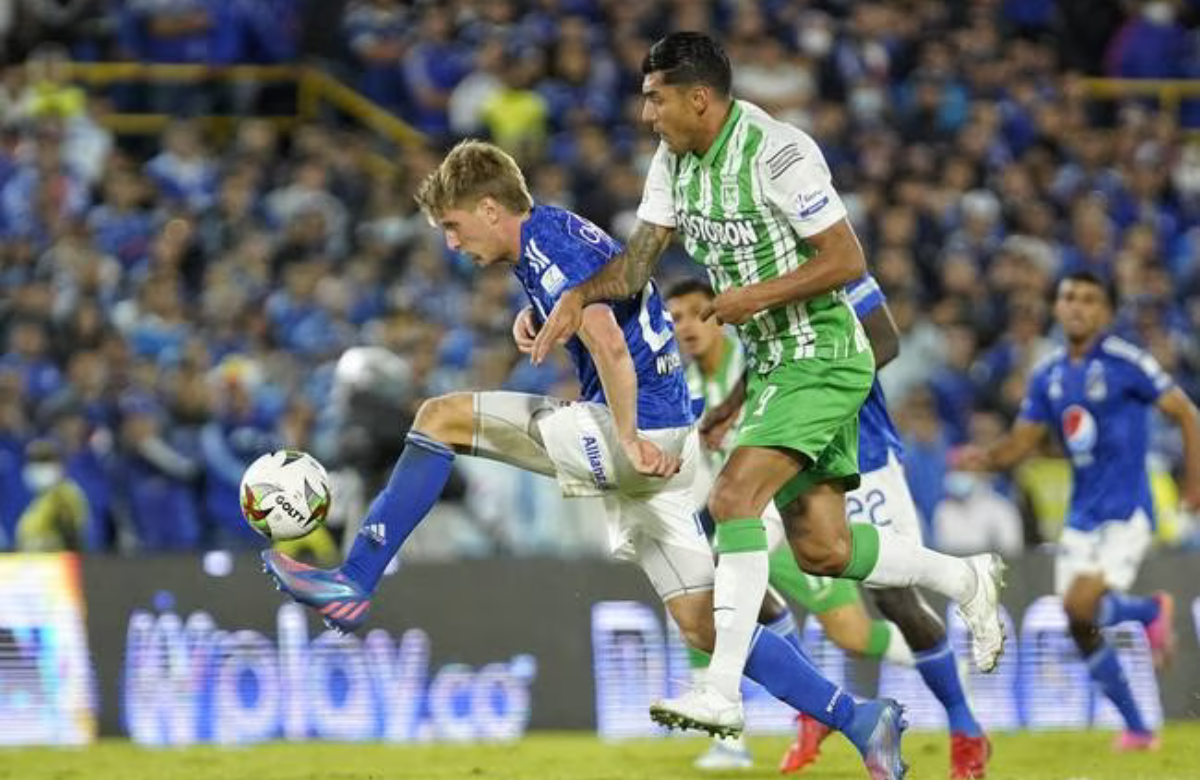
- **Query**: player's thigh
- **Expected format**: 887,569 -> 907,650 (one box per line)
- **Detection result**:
471,391 -> 564,476
846,453 -> 924,545
1054,509 -> 1152,596
708,445 -> 803,521
539,401 -> 695,497
620,487 -> 715,603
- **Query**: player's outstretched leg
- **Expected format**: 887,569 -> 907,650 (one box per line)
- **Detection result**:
873,588 -> 990,779
660,594 -> 909,780
793,509 -> 1007,672
264,396 -> 467,632
1065,575 -> 1158,751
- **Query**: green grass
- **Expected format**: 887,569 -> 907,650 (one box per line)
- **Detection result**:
4,725 -> 1200,780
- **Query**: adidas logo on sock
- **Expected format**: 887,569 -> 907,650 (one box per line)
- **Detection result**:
362,523 -> 387,544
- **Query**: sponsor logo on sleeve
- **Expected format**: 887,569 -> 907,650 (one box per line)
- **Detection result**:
797,189 -> 830,219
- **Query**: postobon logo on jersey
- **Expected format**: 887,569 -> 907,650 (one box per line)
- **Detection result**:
677,214 -> 759,247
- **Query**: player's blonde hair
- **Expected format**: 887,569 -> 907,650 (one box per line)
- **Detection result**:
414,140 -> 533,219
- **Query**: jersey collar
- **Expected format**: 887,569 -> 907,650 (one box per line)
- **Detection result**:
696,101 -> 742,169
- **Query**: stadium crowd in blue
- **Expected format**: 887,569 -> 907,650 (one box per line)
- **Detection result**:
0,0 -> 1197,554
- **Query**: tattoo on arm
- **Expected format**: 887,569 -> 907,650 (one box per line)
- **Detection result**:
576,221 -> 672,304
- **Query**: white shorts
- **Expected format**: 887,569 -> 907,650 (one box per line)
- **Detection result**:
846,451 -> 924,543
473,392 -> 714,601
1054,509 -> 1153,595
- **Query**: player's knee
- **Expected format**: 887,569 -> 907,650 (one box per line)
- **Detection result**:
706,484 -> 747,522
1062,591 -> 1098,624
791,534 -> 850,577
1062,579 -> 1104,624
413,394 -> 471,443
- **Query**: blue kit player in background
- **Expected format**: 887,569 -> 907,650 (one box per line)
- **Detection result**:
265,139 -> 908,780
957,270 -> 1200,752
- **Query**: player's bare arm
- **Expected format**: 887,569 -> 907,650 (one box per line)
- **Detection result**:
577,303 -> 680,477
859,301 -> 901,369
1156,386 -> 1200,509
702,219 -> 867,326
956,419 -> 1048,472
531,220 -> 674,364
699,372 -> 746,451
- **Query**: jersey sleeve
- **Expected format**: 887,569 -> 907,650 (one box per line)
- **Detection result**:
845,274 -> 885,319
1123,347 -> 1174,402
758,128 -> 848,239
529,213 -> 623,304
1017,366 -> 1054,426
634,141 -> 676,228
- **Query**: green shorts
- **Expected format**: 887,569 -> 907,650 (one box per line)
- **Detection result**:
768,543 -> 862,614
736,350 -> 874,508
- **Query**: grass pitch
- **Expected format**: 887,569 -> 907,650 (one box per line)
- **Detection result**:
4,724 -> 1199,780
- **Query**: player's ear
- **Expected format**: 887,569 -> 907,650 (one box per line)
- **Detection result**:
690,84 -> 709,114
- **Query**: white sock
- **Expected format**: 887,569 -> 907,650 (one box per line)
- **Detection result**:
883,623 -> 915,667
706,549 -> 769,701
863,529 -> 977,604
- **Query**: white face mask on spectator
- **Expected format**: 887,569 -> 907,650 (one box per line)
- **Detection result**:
1143,2 -> 1176,24
943,471 -> 981,500
23,463 -> 62,492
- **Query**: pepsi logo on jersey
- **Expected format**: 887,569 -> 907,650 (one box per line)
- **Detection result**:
1062,404 -> 1097,457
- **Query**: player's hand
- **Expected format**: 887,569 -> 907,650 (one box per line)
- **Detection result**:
621,436 -> 682,477
531,289 -> 583,364
701,287 -> 761,326
949,444 -> 990,472
1181,483 -> 1200,513
699,396 -> 742,451
512,306 -> 539,354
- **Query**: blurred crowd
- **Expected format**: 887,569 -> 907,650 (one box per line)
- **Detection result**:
0,0 -> 1198,558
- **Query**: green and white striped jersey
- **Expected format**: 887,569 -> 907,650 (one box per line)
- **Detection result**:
686,331 -> 748,470
637,100 -> 868,373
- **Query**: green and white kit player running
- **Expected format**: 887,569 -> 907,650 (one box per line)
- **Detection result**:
667,279 -> 992,779
667,278 -> 915,772
532,31 -> 1005,742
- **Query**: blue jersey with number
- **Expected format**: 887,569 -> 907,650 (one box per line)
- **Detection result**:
516,204 -> 693,430
845,275 -> 903,473
1019,335 -> 1173,531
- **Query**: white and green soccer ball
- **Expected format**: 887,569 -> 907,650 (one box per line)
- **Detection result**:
240,450 -> 331,540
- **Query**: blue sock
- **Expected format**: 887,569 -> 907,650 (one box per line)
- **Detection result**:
743,627 -> 856,732
1087,644 -> 1148,734
340,431 -> 455,593
914,638 -> 982,737
1095,591 -> 1160,628
763,609 -> 810,660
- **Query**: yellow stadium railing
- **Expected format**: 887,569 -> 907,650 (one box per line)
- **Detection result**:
62,62 -> 424,175
1080,78 -> 1200,135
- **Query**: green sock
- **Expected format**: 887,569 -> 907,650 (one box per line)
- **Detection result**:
715,517 -> 768,553
840,523 -> 881,580
687,645 -> 711,669
864,619 -> 892,659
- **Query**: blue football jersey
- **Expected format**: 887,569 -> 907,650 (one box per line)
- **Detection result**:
516,205 -> 693,430
1019,335 -> 1173,531
845,274 -> 903,473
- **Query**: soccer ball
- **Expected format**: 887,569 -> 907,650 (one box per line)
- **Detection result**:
240,450 -> 331,540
